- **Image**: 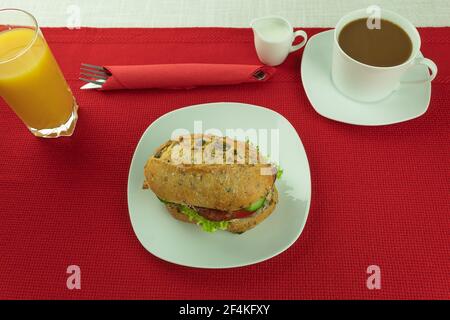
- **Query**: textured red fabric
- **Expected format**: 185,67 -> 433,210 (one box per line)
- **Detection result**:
0,27 -> 449,300
102,64 -> 276,90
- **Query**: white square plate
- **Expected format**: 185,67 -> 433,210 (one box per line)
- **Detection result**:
127,102 -> 311,268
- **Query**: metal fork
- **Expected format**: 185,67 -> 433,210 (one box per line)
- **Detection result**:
79,63 -> 111,86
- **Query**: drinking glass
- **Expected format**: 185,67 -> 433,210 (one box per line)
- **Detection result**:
0,8 -> 78,137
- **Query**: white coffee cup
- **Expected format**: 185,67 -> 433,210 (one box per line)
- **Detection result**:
332,9 -> 438,102
251,16 -> 307,66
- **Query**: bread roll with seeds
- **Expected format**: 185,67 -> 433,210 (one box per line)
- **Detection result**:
144,134 -> 277,211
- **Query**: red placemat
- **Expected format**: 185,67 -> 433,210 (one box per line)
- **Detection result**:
0,27 -> 449,300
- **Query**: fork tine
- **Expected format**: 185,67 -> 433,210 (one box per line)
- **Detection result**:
80,72 -> 109,80
79,77 -> 105,86
81,63 -> 105,71
80,67 -> 108,77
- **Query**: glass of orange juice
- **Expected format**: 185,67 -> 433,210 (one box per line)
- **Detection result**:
0,9 -> 78,138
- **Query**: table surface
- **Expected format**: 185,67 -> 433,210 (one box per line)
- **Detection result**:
1,2 -> 449,300
2,0 -> 450,27
1,26 -> 449,300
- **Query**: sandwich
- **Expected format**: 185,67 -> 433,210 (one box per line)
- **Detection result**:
143,134 -> 281,233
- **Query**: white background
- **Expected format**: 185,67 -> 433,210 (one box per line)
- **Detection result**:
2,0 -> 450,27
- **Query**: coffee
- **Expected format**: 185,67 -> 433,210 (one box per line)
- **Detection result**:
338,18 -> 412,67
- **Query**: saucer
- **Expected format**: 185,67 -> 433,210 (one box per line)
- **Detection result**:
301,30 -> 431,126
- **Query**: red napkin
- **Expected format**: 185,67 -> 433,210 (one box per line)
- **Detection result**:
100,63 -> 276,90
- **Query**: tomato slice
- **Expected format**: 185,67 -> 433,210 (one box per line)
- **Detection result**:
233,210 -> 254,219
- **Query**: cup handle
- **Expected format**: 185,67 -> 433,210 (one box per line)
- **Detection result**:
401,57 -> 438,84
290,30 -> 308,53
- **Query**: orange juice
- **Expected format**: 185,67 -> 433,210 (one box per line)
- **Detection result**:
0,28 -> 74,130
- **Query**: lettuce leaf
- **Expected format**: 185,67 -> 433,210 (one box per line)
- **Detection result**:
180,205 -> 229,232
276,165 -> 283,179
